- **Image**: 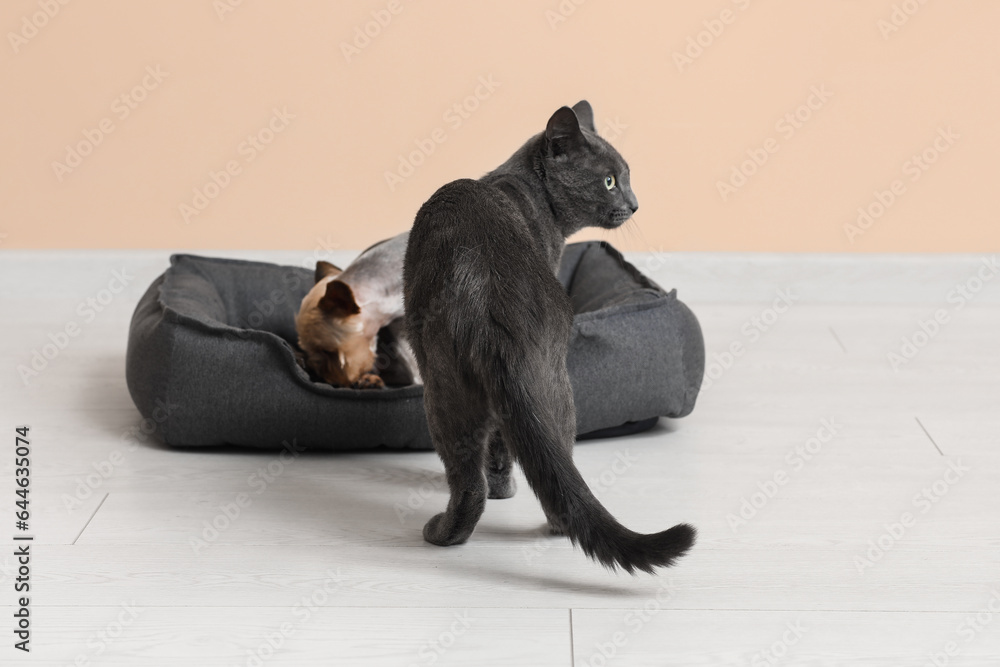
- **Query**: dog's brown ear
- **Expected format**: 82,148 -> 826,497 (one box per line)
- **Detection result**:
314,260 -> 343,284
319,280 -> 360,316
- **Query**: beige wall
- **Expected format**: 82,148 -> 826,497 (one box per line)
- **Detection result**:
2,1 -> 997,253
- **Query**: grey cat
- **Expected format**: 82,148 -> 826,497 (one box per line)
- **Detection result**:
403,101 -> 695,573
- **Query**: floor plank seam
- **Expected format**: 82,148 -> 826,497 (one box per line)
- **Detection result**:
72,492 -> 109,545
828,325 -> 847,353
914,416 -> 945,456
568,608 -> 575,667
18,606 -> 992,613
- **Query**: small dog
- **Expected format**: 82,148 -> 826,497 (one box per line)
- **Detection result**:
295,232 -> 419,389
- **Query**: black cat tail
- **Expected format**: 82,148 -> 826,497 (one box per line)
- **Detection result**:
491,364 -> 696,574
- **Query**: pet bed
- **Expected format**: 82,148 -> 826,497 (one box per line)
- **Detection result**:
125,241 -> 704,449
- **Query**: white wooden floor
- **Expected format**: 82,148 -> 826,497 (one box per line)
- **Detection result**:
2,250 -> 999,666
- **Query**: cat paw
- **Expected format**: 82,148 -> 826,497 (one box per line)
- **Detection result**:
354,373 -> 385,390
545,515 -> 569,536
487,474 -> 516,499
423,513 -> 471,546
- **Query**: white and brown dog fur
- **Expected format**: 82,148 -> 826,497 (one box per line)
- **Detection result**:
295,232 -> 420,388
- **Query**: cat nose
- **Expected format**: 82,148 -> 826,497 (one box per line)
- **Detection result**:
627,194 -> 639,213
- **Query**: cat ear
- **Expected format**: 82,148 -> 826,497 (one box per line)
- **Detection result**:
545,106 -> 584,157
314,260 -> 343,284
546,106 -> 582,141
571,100 -> 595,133
318,280 -> 360,316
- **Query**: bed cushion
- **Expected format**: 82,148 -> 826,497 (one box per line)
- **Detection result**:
125,241 -> 704,449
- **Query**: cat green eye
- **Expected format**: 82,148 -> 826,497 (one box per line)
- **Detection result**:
604,175 -> 616,190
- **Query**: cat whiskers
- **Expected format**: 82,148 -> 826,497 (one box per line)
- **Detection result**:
603,212 -> 644,272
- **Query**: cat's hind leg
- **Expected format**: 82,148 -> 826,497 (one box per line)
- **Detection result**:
422,386 -> 492,547
423,428 -> 489,546
486,431 -> 516,499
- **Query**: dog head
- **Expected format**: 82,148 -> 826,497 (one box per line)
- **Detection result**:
295,261 -> 377,387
